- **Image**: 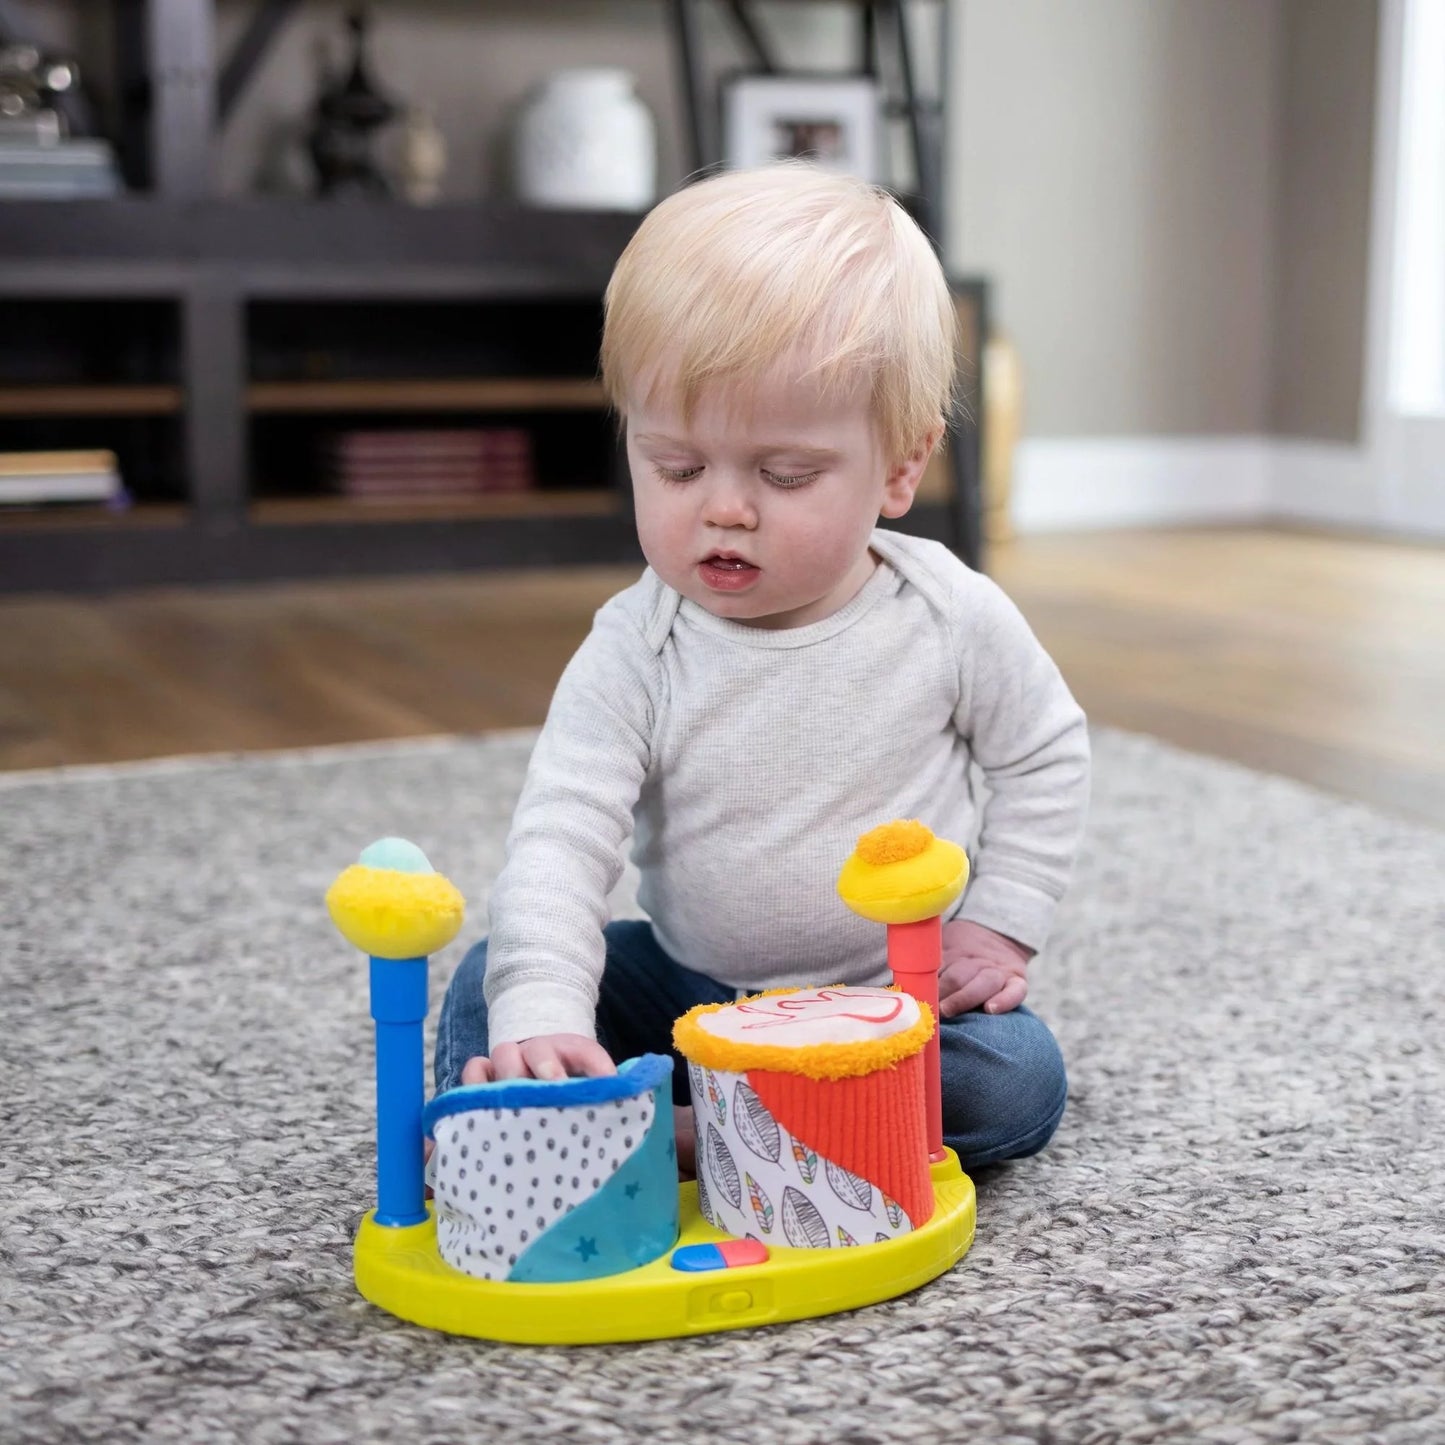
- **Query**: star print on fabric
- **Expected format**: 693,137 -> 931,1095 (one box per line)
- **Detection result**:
666,1140 -> 675,1161
574,1236 -> 599,1262
625,1182 -> 641,1199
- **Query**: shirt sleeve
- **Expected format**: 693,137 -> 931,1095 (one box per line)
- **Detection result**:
951,572 -> 1090,953
483,599 -> 659,1045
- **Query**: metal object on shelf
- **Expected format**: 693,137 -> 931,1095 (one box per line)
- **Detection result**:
0,40 -> 71,128
307,7 -> 399,199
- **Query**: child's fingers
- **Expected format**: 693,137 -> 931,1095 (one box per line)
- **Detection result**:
516,1035 -> 614,1080
491,1035 -> 614,1080
983,975 -> 1028,1014
553,1038 -> 617,1078
517,1039 -> 565,1079
489,1041 -> 527,1079
460,1055 -> 496,1085
939,964 -> 1005,1017
937,958 -> 985,999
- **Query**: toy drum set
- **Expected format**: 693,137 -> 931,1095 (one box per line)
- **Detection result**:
326,820 -> 977,1343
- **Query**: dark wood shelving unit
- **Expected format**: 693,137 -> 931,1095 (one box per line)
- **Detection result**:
0,502 -> 188,532
252,491 -> 622,526
0,385 -> 184,417
246,378 -> 609,415
0,198 -> 646,587
0,0 -> 983,593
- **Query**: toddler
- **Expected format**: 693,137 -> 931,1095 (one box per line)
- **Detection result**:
434,163 -> 1090,1174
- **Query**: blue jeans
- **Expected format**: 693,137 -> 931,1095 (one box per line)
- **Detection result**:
434,921 -> 1068,1172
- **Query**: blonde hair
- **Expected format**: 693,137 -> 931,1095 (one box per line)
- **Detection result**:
600,163 -> 959,464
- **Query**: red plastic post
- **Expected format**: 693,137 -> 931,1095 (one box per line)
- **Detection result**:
887,916 -> 946,1161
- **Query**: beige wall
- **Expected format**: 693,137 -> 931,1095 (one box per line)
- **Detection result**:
946,0 -> 1378,443
1271,0 -> 1377,443
946,0 -> 1282,439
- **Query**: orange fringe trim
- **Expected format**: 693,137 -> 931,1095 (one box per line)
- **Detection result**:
672,986 -> 934,1081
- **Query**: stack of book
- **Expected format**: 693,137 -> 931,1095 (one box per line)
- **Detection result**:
323,429 -> 535,501
0,450 -> 124,507
0,138 -> 121,198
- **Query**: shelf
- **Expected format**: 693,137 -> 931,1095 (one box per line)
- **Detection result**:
247,377 -> 608,415
0,502 -> 962,593
0,200 -> 644,300
0,384 -> 183,418
0,502 -> 643,590
251,491 -> 620,525
0,501 -> 187,532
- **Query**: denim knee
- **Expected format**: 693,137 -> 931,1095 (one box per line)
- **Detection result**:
433,939 -> 491,1094
938,1005 -> 1068,1170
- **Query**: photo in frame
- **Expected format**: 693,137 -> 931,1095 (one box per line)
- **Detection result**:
721,73 -> 883,183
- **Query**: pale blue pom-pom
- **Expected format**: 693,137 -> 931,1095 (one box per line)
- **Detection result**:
359,837 -> 435,874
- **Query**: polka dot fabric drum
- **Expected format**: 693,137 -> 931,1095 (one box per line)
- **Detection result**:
422,1055 -> 678,1283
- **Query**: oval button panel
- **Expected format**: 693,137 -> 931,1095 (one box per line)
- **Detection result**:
670,1239 -> 770,1272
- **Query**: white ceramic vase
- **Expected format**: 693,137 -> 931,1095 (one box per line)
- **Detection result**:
513,68 -> 656,211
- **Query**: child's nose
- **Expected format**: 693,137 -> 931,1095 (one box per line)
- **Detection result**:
702,477 -> 758,529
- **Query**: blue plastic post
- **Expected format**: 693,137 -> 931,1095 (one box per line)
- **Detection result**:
369,954 -> 429,1227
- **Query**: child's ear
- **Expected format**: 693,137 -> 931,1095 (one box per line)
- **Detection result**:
879,426 -> 944,520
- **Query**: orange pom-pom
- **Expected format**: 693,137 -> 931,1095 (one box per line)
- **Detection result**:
854,819 -> 934,867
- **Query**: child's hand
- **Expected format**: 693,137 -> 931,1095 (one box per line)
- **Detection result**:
462,1034 -> 617,1084
937,921 -> 1033,1017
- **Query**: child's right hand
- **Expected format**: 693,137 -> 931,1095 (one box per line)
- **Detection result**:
461,1034 -> 616,1084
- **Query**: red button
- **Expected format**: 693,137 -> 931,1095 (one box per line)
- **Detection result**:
717,1238 -> 769,1267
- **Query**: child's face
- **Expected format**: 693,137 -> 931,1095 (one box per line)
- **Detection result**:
626,366 -> 928,629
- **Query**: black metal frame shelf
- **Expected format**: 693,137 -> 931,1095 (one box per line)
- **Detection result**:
0,499 -> 967,593
0,198 -> 643,291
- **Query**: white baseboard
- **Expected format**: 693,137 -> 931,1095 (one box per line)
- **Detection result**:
1011,437 -> 1275,532
1270,441 -> 1378,529
1009,435 -> 1386,533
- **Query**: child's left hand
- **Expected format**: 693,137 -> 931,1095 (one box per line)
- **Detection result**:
937,920 -> 1033,1017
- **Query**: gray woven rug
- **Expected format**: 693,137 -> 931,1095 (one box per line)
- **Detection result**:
2,728 -> 1442,1445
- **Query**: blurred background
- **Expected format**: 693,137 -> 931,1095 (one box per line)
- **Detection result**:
0,0 -> 1440,824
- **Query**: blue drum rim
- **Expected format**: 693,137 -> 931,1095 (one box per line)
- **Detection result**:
424,1053 -> 674,1136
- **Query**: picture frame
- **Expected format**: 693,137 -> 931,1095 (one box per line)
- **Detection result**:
721,73 -> 883,183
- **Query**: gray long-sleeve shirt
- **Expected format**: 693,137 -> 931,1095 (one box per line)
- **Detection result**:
484,528 -> 1090,1046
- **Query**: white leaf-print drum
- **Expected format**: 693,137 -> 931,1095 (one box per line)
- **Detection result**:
675,987 -> 936,1248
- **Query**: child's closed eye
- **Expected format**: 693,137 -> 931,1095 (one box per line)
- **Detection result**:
649,463 -> 821,488
653,464 -> 703,484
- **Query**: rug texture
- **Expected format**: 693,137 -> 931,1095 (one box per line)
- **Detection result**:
1,728 -> 1441,1445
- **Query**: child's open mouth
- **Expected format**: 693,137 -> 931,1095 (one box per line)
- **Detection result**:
699,554 -> 760,592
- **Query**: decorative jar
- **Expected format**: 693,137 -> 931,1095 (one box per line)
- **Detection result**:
513,68 -> 656,210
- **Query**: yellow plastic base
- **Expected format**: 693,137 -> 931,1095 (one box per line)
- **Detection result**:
354,1150 -> 975,1344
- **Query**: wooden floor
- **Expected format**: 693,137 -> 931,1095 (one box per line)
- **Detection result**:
1,527 -> 1441,826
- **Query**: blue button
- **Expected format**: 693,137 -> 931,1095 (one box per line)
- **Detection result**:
670,1244 -> 726,1272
